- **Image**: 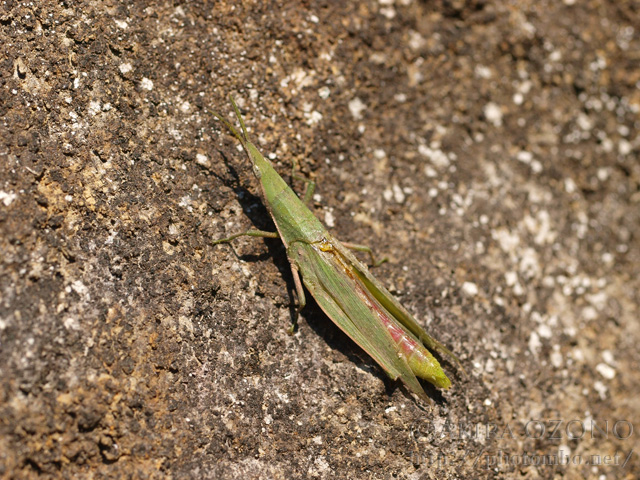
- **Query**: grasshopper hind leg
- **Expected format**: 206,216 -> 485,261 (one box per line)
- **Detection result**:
342,242 -> 389,267
286,264 -> 307,335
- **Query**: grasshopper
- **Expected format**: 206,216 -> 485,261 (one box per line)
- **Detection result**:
212,96 -> 461,401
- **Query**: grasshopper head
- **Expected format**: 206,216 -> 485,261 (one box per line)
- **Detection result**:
244,141 -> 273,180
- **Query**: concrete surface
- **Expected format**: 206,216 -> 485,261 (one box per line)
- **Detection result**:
1,1 -> 639,478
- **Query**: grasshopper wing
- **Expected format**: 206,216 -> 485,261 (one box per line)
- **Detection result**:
287,240 -> 431,401
333,240 -> 462,369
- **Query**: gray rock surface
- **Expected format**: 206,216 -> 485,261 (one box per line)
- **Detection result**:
1,1 -> 638,478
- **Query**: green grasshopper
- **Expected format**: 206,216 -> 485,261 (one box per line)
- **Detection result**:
212,96 -> 461,401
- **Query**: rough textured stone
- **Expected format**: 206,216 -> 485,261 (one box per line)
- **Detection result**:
1,1 -> 638,478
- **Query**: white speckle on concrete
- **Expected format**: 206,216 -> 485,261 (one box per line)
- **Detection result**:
505,271 -> 518,287
572,348 -> 584,362
595,363 -> 616,380
424,165 -> 437,178
114,19 -> 128,29
324,210 -> 335,228
179,196 -> 192,209
88,100 -> 101,115
576,112 -> 593,131
418,144 -> 450,168
550,346 -> 563,368
516,150 -> 533,164
380,6 -> 396,19
602,350 -> 615,365
310,455 -> 332,475
596,167 -> 610,181
462,282 -> 479,296
527,210 -> 556,245
581,305 -> 598,321
180,101 -> 191,113
537,323 -> 552,339
304,109 -> 323,126
196,153 -> 210,167
601,252 -> 613,265
408,30 -> 426,51
549,50 -> 562,62
348,97 -> 366,120
71,280 -> 88,296
392,184 -> 405,203
493,228 -> 520,253
178,315 -> 193,332
518,80 -> 533,94
593,380 -> 608,399
564,177 -> 576,193
169,127 -> 183,142
484,102 -> 503,127
529,331 -> 541,355
586,291 -> 608,310
119,63 -> 133,74
282,68 -> 315,91
141,77 -> 154,91
519,247 -> 540,278
484,358 -> 495,373
618,139 -> 632,156
589,55 -> 607,72
475,65 -> 492,79
318,86 -> 330,99
0,191 -> 17,206
370,150 -> 384,162
63,317 -> 79,330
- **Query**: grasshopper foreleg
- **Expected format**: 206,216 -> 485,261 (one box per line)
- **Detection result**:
291,158 -> 316,206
